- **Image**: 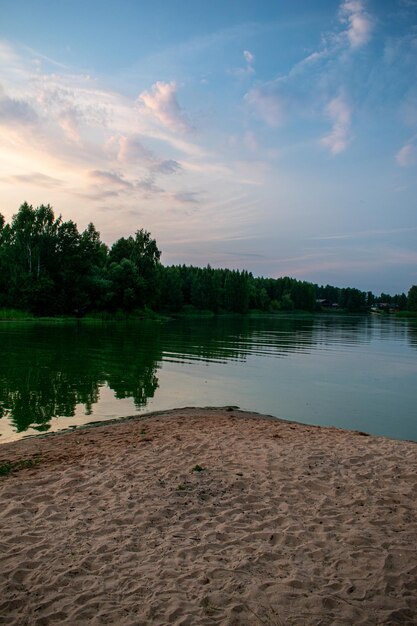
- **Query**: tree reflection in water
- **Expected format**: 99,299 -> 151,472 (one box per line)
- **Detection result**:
1,315 -> 414,439
0,317 -> 316,434
0,321 -> 162,432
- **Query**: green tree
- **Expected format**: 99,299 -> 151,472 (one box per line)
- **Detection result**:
4,203 -> 62,313
109,229 -> 161,309
108,259 -> 145,311
290,281 -> 316,311
159,266 -> 184,311
224,270 -> 249,313
281,293 -> 295,311
408,285 -> 417,311
367,291 -> 375,306
395,293 -> 407,310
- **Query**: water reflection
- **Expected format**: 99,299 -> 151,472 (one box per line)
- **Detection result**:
406,320 -> 417,348
0,315 -> 415,441
0,322 -> 162,433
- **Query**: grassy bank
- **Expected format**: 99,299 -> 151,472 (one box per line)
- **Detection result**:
0,309 -> 34,321
395,310 -> 417,318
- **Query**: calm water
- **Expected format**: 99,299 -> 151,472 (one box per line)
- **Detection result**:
0,315 -> 416,443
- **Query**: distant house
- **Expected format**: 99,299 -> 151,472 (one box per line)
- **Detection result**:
371,303 -> 399,314
316,298 -> 332,308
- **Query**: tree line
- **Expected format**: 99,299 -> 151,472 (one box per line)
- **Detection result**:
0,203 -> 414,316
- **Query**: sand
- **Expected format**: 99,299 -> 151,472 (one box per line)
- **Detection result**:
0,407 -> 416,626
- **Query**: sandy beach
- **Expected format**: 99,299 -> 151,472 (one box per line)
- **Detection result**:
0,407 -> 416,625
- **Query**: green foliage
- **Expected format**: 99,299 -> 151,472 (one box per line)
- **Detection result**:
281,293 -> 295,311
395,310 -> 417,318
0,204 -> 159,316
408,285 -> 417,312
340,287 -> 367,312
0,203 -> 411,318
0,308 -> 33,320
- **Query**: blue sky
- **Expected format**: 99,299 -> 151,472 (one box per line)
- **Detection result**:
0,0 -> 416,294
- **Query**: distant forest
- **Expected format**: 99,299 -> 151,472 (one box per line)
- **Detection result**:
0,203 -> 415,317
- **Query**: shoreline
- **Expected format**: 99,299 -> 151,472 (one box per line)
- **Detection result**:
4,403 -> 416,448
1,407 -> 416,625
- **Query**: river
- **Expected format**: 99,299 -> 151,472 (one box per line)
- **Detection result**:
0,314 -> 416,443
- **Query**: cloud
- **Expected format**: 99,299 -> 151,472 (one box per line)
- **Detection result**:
233,50 -> 255,76
137,176 -> 164,194
113,134 -> 155,164
151,159 -> 181,175
10,172 -> 63,187
172,191 -> 200,204
78,189 -> 121,202
35,78 -> 110,144
58,106 -> 81,143
138,81 -> 192,133
243,2 -> 374,132
89,170 -> 132,188
310,226 -> 417,241
321,95 -> 352,154
107,135 -> 181,175
243,50 -> 254,65
396,142 -> 416,166
0,37 -> 269,257
0,86 -> 38,127
339,0 -> 373,49
244,87 -> 285,127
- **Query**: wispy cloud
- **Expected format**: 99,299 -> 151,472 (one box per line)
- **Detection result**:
172,191 -> 200,204
89,170 -> 132,188
243,50 -> 254,65
320,95 -> 352,155
273,244 -> 417,285
0,86 -> 38,127
310,226 -> 417,241
151,159 -> 181,175
109,134 -> 154,164
396,136 -> 417,167
244,87 -> 285,128
244,0 -> 373,144
106,134 -> 182,177
0,3 -> 414,294
9,172 -> 63,187
137,176 -> 164,195
57,106 -> 82,143
138,81 -> 192,133
396,143 -> 415,166
0,41 -> 219,220
339,0 -> 373,49
232,49 -> 255,77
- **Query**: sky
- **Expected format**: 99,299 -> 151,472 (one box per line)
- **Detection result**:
0,0 -> 416,295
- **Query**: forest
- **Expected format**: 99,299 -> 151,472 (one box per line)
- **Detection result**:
0,203 -> 414,317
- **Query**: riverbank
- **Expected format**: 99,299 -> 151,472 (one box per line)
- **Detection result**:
1,407 -> 416,625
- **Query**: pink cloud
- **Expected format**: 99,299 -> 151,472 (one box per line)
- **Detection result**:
138,81 -> 192,134
339,0 -> 373,49
321,95 -> 352,155
0,86 -> 38,127
396,143 -> 415,167
116,135 -> 154,164
89,170 -> 132,188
